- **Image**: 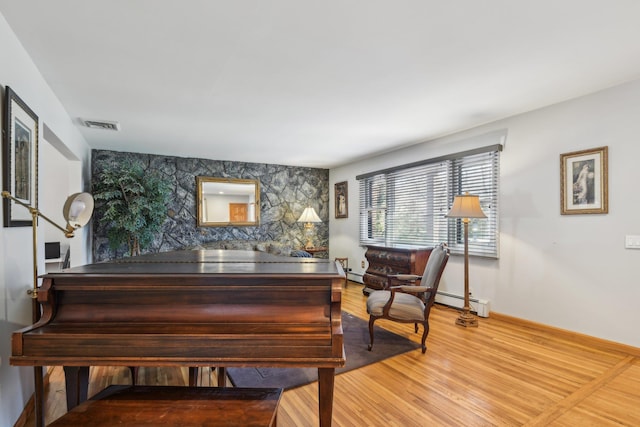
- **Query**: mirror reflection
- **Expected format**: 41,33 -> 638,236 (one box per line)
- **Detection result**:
196,177 -> 260,227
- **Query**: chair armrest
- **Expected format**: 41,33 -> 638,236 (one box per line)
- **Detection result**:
390,285 -> 432,294
387,274 -> 422,281
385,274 -> 422,290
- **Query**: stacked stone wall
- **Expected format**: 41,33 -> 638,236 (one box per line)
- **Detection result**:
92,149 -> 329,262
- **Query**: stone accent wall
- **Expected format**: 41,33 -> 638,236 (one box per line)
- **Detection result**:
92,150 -> 329,262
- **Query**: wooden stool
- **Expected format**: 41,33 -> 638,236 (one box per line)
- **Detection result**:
48,385 -> 283,427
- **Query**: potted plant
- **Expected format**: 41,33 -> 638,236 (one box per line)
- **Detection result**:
93,159 -> 171,257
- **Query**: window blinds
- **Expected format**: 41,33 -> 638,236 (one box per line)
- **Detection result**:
358,145 -> 501,257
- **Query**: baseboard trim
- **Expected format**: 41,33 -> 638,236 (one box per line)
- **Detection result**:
490,311 -> 640,358
13,367 -> 52,427
12,395 -> 33,427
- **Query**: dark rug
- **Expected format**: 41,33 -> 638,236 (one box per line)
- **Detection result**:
227,312 -> 421,390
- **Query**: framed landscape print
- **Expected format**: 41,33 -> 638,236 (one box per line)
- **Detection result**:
2,86 -> 39,227
335,181 -> 348,218
560,146 -> 608,215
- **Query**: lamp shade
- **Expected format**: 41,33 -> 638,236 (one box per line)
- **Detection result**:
297,207 -> 322,223
446,193 -> 486,219
63,192 -> 94,228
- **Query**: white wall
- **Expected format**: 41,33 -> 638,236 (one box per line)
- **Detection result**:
205,194 -> 253,222
0,13 -> 91,427
41,138 -> 87,272
330,78 -> 640,348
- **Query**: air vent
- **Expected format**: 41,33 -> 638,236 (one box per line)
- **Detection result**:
82,119 -> 121,131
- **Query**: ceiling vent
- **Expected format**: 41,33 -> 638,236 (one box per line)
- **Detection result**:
82,119 -> 121,131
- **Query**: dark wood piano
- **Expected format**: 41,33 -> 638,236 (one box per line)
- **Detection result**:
11,250 -> 345,427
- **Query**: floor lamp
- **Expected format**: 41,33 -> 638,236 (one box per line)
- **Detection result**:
446,192 -> 486,328
1,191 -> 94,427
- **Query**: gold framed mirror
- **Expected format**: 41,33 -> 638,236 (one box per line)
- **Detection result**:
196,177 -> 260,227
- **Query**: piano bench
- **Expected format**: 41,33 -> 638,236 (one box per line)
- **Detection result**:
48,385 -> 283,427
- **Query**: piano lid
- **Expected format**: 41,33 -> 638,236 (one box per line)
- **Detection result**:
44,249 -> 342,277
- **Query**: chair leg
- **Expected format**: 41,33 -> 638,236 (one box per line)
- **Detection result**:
420,321 -> 430,354
368,317 -> 376,351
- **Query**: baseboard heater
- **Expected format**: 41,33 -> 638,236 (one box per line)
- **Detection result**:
347,272 -> 364,283
436,291 -> 490,317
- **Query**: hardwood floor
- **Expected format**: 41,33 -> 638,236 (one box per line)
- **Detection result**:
20,281 -> 640,426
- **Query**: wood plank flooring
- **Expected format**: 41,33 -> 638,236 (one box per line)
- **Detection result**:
18,281 -> 640,426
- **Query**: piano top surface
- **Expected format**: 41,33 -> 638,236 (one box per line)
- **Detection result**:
45,249 -> 342,277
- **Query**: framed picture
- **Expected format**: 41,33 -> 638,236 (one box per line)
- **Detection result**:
2,86 -> 39,227
335,181 -> 348,218
560,146 -> 608,215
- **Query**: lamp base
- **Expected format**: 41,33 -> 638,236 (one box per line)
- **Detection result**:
455,311 -> 478,328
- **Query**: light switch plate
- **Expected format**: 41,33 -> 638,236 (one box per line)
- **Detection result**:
625,235 -> 640,249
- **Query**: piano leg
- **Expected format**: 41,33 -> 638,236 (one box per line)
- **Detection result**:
318,368 -> 335,427
217,367 -> 227,387
63,366 -> 90,410
34,366 -> 44,427
188,367 -> 198,386
33,289 -> 44,427
128,366 -> 139,385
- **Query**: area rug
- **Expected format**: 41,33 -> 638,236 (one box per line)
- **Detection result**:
227,312 -> 421,390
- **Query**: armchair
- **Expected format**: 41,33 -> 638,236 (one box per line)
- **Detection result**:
366,243 -> 450,353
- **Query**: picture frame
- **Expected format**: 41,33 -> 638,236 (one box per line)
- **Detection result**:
2,86 -> 39,227
335,181 -> 348,218
560,146 -> 608,215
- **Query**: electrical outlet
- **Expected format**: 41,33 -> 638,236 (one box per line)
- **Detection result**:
361,260 -> 365,268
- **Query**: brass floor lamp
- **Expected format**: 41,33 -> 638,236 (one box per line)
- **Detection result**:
1,191 -> 94,427
447,192 -> 486,328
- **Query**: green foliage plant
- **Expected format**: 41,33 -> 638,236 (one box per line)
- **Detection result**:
93,159 -> 171,257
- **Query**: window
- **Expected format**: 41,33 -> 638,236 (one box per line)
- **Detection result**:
357,144 -> 501,257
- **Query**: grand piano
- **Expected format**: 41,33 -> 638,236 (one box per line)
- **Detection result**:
11,249 -> 345,427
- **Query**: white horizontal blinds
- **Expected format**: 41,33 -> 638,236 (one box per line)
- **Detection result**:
425,162 -> 451,248
386,162 -> 449,246
359,174 -> 386,245
448,150 -> 500,257
358,144 -> 500,257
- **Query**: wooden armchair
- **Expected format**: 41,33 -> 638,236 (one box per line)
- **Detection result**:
366,243 -> 450,353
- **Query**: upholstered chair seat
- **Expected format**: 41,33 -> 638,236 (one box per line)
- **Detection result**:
366,291 -> 426,321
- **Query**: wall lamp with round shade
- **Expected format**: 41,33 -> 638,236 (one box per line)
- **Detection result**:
2,190 -> 94,299
63,192 -> 95,231
446,192 -> 486,328
297,206 -> 322,249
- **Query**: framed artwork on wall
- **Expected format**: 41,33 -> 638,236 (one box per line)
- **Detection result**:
335,181 -> 348,218
2,86 -> 39,227
560,146 -> 608,215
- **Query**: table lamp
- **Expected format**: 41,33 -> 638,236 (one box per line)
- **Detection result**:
297,206 -> 322,249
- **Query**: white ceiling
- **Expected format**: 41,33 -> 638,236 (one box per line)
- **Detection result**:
2,1 -> 640,169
